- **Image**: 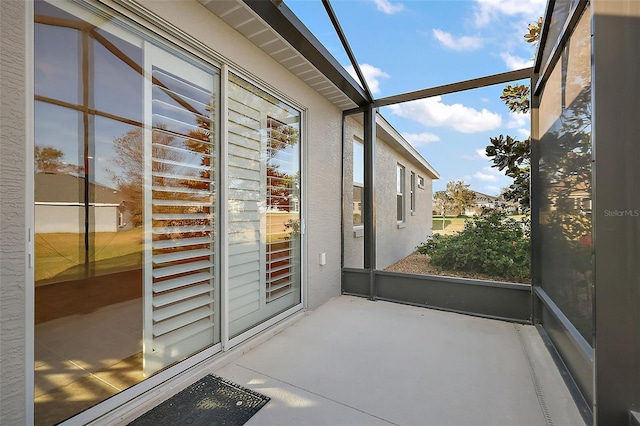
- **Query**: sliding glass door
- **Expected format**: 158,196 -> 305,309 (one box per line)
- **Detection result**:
34,1 -> 220,422
33,1 -> 302,423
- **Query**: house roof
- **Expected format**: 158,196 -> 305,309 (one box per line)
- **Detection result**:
471,190 -> 499,203
375,114 -> 439,180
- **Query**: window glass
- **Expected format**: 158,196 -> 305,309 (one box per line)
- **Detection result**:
35,23 -> 80,105
397,164 -> 405,222
93,28 -> 143,123
539,0 -> 572,71
410,172 -> 416,213
227,74 -> 302,338
538,9 -> 592,345
353,140 -> 364,225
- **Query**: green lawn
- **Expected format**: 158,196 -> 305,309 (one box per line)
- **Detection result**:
432,214 -> 526,235
35,228 -> 143,284
432,217 -> 467,234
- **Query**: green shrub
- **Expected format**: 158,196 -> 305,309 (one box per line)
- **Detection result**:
417,213 -> 531,282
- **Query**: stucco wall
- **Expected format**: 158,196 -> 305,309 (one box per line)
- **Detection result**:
343,116 -> 434,270
1,0 -> 28,424
35,205 -> 119,233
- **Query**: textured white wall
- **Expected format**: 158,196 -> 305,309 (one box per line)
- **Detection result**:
343,117 -> 434,270
137,0 -> 344,310
35,205 -> 119,233
1,0 -> 28,424
373,132 -> 434,269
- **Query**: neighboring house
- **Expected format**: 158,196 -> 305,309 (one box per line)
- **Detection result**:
344,114 -> 439,269
463,191 -> 521,216
464,191 -> 499,216
35,173 -> 128,233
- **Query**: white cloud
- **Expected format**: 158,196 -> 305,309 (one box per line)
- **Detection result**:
462,148 -> 491,161
506,111 -> 529,129
476,148 -> 490,160
500,52 -> 534,70
345,63 -> 390,95
474,166 -> 502,182
505,112 -> 531,137
389,96 -> 502,134
401,132 -> 440,147
433,29 -> 484,51
474,0 -> 546,27
372,0 -> 404,14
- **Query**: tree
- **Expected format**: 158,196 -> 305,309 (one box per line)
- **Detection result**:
445,180 -> 475,216
433,190 -> 451,230
35,146 -> 64,173
109,126 -> 183,227
484,17 -> 542,210
486,135 -> 530,208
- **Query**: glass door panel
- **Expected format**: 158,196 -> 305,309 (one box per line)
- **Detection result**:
143,45 -> 220,375
227,74 -> 301,338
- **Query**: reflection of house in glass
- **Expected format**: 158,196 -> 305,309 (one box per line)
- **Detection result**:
35,173 -> 129,233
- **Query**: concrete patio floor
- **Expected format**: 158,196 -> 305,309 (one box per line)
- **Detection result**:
215,295 -> 585,426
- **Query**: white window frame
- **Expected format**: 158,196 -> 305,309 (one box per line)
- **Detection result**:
397,163 -> 405,224
353,139 -> 364,228
410,171 -> 416,215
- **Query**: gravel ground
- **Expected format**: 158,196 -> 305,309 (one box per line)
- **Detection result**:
384,252 -> 531,284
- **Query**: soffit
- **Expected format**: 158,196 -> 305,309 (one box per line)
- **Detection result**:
197,0 -> 359,111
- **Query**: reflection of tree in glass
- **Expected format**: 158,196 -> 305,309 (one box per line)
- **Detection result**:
266,117 -> 299,213
35,146 -> 64,173
540,78 -> 592,240
183,103 -> 214,184
35,145 -> 85,176
109,126 -> 183,227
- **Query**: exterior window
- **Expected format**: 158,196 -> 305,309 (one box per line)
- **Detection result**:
410,171 -> 416,214
397,164 -> 405,222
353,140 -> 364,225
418,175 -> 425,188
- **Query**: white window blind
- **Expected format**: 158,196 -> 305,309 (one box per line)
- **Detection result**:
144,56 -> 217,376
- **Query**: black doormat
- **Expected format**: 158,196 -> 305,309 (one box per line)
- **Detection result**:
129,374 -> 270,426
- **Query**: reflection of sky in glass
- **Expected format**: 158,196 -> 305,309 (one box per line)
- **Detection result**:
94,116 -> 140,188
353,141 -> 363,185
35,23 -> 80,105
230,74 -> 301,177
35,101 -> 82,169
93,30 -> 143,122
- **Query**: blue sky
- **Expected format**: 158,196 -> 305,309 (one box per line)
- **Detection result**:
285,0 -> 545,195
